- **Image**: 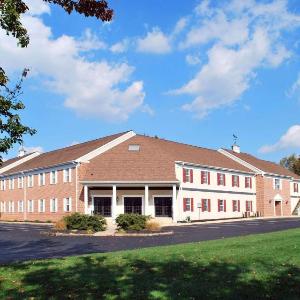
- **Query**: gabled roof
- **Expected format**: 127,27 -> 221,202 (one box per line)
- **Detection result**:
0,152 -> 40,174
224,149 -> 300,179
81,135 -> 253,182
2,131 -> 131,175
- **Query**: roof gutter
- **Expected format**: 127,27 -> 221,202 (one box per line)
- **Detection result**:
175,160 -> 255,175
0,160 -> 78,178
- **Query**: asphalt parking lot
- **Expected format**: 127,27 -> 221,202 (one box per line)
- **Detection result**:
1,217 -> 300,264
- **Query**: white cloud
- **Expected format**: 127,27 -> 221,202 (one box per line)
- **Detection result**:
171,0 -> 299,118
77,29 -> 107,52
24,0 -> 50,16
259,125 -> 300,153
185,53 -> 201,65
172,17 -> 188,36
24,146 -> 44,153
136,27 -> 171,54
110,39 -> 130,53
0,2 -> 146,121
288,72 -> 300,97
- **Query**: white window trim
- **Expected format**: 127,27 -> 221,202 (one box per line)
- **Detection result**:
28,200 -> 34,213
50,198 -> 58,213
185,198 -> 191,211
18,176 -> 24,189
39,173 -> 46,186
38,199 -> 46,213
274,178 -> 281,190
50,171 -> 57,185
64,197 -> 72,212
63,168 -> 72,183
202,199 -> 209,212
27,174 -> 34,188
219,199 -> 225,212
18,200 -> 24,213
9,178 -> 14,190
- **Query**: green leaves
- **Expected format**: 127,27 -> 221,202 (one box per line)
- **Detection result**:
0,68 -> 36,162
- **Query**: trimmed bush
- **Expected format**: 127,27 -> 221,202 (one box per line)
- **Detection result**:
116,214 -> 150,231
145,219 -> 161,232
64,213 -> 106,232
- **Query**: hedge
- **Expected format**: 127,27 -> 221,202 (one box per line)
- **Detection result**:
64,213 -> 106,232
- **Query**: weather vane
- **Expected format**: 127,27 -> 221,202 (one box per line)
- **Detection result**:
233,134 -> 238,145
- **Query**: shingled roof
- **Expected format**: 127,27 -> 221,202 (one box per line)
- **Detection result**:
225,149 -> 300,179
2,132 -> 128,175
81,135 -> 253,182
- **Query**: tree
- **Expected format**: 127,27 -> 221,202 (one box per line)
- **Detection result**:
0,0 -> 113,162
280,154 -> 300,176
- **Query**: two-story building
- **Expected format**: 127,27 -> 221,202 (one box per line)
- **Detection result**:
0,130 -> 298,223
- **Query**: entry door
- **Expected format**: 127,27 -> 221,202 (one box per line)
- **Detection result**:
275,201 -> 282,216
154,197 -> 172,217
94,197 -> 112,217
124,197 -> 142,214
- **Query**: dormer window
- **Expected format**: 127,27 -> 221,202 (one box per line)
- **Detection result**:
128,144 -> 140,151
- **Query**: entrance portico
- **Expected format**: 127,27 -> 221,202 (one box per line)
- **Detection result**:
82,182 -> 179,222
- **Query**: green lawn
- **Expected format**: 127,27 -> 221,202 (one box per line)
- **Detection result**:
1,229 -> 300,299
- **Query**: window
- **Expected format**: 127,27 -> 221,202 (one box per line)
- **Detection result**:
28,200 -> 34,213
63,169 -> 72,183
8,178 -> 14,190
218,199 -> 226,212
183,168 -> 193,183
201,171 -> 210,184
18,176 -> 24,189
232,175 -> 239,187
246,201 -> 253,212
8,201 -> 14,213
50,171 -> 57,185
274,178 -> 281,190
50,198 -> 58,213
27,175 -> 34,188
64,197 -> 72,212
217,173 -> 226,186
201,199 -> 210,212
0,201 -> 5,213
39,173 -> 45,186
294,183 -> 299,193
183,198 -> 194,212
232,200 -> 240,212
38,199 -> 45,213
128,144 -> 140,151
18,200 -> 24,213
1,179 -> 6,190
245,177 -> 252,188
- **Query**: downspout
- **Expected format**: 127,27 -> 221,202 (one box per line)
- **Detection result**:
75,163 -> 79,212
23,172 -> 27,221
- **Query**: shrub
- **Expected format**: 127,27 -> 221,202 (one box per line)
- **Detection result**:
64,213 -> 106,232
54,219 -> 67,231
146,220 -> 161,232
116,214 -> 150,231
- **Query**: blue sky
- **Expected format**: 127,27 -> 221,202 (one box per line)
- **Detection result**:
1,0 -> 300,162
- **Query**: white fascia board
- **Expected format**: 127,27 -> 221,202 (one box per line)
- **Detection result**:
0,152 -> 41,174
80,181 -> 179,187
217,149 -> 264,174
76,131 -> 136,163
175,160 -> 255,175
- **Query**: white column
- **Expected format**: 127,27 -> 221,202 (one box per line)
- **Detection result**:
84,185 -> 89,214
172,184 -> 177,222
144,185 -> 149,216
112,185 -> 117,219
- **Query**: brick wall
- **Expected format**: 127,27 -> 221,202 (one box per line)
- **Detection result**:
256,175 -> 291,217
0,167 -> 77,222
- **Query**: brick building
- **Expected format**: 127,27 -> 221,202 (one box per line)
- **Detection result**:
0,131 -> 299,222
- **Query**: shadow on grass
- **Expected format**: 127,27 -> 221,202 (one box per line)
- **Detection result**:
2,255 -> 300,300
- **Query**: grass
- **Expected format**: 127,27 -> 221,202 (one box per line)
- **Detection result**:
1,229 -> 300,299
